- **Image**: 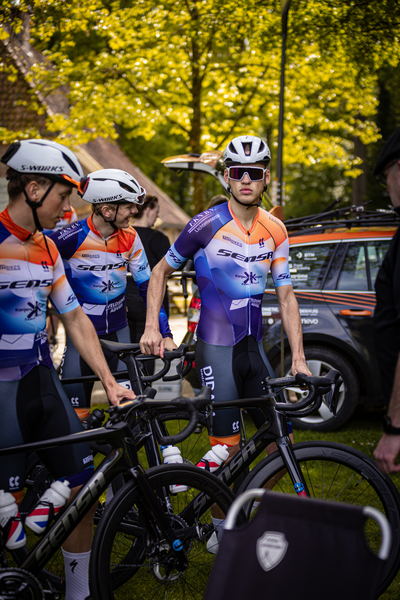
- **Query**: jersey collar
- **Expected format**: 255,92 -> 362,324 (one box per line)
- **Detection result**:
228,202 -> 260,235
0,207 -> 36,242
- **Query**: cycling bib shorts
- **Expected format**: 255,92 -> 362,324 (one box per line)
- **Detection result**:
60,325 -> 132,418
0,365 -> 94,494
196,335 -> 292,442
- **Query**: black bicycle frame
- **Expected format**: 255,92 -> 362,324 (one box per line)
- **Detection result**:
0,421 -> 189,576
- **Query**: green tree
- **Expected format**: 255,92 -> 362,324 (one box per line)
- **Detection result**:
2,0 -> 400,214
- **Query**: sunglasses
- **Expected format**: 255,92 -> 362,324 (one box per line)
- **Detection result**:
227,166 -> 267,182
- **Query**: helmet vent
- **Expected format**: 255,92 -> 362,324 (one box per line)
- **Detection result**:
119,181 -> 136,193
258,140 -> 265,153
62,152 -> 81,175
243,142 -> 252,156
228,142 -> 239,155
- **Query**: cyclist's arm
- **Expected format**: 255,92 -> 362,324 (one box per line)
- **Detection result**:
374,355 -> 400,474
61,306 -> 135,405
140,257 -> 175,357
275,284 -> 311,376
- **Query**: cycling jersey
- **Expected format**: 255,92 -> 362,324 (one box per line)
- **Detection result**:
42,208 -> 78,236
165,202 -> 291,346
50,215 -> 171,337
0,208 -> 80,380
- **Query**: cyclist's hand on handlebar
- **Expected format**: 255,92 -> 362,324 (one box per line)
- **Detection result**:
140,328 -> 163,356
105,379 -> 135,406
374,433 -> 400,475
291,357 -> 312,377
162,336 -> 177,353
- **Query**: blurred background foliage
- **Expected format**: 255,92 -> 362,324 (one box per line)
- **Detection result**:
1,0 -> 400,217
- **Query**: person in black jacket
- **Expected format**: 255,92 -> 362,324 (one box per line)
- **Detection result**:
126,196 -> 171,348
373,127 -> 400,474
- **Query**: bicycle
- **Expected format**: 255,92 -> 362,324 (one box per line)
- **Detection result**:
105,363 -> 400,598
13,343 -> 195,592
0,388 -> 239,600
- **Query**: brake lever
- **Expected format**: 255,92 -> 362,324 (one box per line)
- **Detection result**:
322,371 -> 343,416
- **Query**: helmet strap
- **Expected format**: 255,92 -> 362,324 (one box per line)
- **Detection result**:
227,185 -> 261,209
99,203 -> 120,230
18,174 -> 55,232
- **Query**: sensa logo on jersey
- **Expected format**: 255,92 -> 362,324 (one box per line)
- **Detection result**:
216,249 -> 274,262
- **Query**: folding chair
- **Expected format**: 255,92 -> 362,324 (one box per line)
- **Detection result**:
204,489 -> 391,600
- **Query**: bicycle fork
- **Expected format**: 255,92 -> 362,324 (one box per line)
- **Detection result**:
126,440 -> 188,572
276,436 -> 310,497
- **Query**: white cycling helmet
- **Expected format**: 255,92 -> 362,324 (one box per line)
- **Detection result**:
1,139 -> 84,186
1,139 -> 84,232
224,135 -> 271,167
79,169 -> 146,205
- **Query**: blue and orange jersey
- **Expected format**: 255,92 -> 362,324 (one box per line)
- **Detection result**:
42,207 -> 78,236
0,208 -> 80,379
166,202 -> 291,346
50,215 -> 171,336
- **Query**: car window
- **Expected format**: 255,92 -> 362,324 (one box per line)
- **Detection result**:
337,242 -> 368,291
266,243 -> 336,290
367,240 -> 390,284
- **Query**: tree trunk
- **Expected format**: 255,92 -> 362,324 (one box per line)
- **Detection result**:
352,136 -> 367,206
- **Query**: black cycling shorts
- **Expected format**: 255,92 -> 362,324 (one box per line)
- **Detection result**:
60,326 -> 132,410
196,335 -> 292,438
0,365 -> 94,493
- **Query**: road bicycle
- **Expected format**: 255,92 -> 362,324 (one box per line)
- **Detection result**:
13,343 -> 195,593
0,389 -> 239,600
103,356 -> 400,599
81,339 -> 400,597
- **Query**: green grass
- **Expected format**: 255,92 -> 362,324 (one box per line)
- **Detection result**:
149,404 -> 400,599
292,405 -> 400,600
13,404 -> 398,599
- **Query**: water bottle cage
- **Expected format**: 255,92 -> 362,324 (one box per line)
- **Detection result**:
0,515 -> 23,547
26,501 -> 56,537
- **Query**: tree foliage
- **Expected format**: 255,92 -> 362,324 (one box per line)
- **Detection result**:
1,0 -> 400,214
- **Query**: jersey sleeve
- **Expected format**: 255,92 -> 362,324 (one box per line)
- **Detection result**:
270,222 -> 292,288
47,242 -> 80,314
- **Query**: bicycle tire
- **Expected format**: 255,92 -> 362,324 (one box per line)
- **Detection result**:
238,441 -> 400,597
90,463 -> 240,600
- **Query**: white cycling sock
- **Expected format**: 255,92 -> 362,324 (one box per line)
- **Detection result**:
62,548 -> 91,600
212,517 -> 225,543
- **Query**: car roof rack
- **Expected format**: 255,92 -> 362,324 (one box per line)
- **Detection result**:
284,203 -> 400,237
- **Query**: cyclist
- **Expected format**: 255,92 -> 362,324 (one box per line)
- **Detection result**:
140,135 -> 310,543
0,140 -> 134,600
373,127 -> 400,474
50,169 -> 175,420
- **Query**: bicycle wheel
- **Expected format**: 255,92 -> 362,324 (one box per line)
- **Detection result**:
156,411 -> 210,466
238,441 -> 400,597
90,464 -> 240,600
